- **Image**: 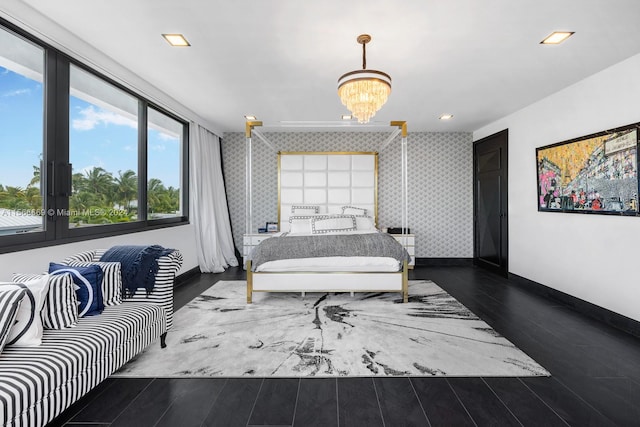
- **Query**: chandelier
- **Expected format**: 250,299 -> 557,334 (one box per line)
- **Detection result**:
338,34 -> 391,124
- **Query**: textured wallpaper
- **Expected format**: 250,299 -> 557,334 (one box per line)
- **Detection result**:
221,131 -> 473,258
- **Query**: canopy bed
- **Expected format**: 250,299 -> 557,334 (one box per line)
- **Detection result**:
244,121 -> 410,303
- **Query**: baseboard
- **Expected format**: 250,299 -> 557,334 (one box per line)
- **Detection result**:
174,266 -> 200,287
415,257 -> 473,266
510,273 -> 640,339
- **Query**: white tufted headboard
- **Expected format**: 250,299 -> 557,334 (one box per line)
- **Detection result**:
278,151 -> 378,232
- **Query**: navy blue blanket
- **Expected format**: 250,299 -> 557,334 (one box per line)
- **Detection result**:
100,245 -> 174,297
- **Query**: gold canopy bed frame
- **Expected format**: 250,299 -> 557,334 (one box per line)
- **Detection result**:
244,121 -> 410,303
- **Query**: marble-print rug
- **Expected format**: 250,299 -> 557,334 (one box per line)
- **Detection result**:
115,280 -> 550,377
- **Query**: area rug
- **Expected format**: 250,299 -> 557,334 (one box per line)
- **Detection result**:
115,280 -> 549,377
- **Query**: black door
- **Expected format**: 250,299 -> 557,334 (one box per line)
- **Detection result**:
474,129 -> 508,276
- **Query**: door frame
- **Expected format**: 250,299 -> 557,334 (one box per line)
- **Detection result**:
473,129 -> 509,277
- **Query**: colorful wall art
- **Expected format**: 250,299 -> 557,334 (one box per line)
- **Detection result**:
536,123 -> 639,215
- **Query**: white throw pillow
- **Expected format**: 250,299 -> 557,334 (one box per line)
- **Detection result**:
289,216 -> 315,234
311,214 -> 357,234
0,274 -> 50,346
342,206 -> 368,216
291,205 -> 320,215
355,216 -> 375,231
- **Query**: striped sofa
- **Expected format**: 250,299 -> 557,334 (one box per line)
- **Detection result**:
63,248 -> 183,344
0,248 -> 183,427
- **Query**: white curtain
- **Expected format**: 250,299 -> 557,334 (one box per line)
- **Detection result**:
189,123 -> 239,272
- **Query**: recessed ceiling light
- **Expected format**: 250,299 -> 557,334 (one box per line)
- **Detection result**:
540,31 -> 574,45
439,114 -> 454,120
244,115 -> 257,120
162,34 -> 191,47
341,115 -> 352,120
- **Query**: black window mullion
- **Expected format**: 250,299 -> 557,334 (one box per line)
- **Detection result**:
181,124 -> 189,219
138,101 -> 148,222
51,53 -> 70,240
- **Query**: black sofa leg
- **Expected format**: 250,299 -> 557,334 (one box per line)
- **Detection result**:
160,332 -> 167,348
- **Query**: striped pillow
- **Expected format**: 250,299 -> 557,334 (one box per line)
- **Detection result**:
12,273 -> 78,329
0,287 -> 26,353
64,261 -> 123,306
0,275 -> 50,346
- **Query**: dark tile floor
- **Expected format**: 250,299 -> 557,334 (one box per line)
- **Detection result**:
49,266 -> 640,426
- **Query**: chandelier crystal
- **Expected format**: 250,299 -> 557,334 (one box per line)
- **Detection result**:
338,34 -> 391,124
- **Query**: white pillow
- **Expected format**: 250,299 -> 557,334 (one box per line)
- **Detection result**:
0,287 -> 26,353
342,206 -> 367,216
289,216 -> 314,234
0,274 -> 50,346
311,214 -> 357,234
355,216 -> 375,231
291,205 -> 320,215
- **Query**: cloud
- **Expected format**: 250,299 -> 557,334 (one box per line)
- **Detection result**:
150,144 -> 166,152
123,145 -> 135,151
2,88 -> 30,97
72,105 -> 137,131
158,132 -> 179,142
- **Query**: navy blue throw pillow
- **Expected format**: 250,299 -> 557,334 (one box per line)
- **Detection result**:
49,263 -> 104,317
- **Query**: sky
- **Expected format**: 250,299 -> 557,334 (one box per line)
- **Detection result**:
0,66 -> 181,190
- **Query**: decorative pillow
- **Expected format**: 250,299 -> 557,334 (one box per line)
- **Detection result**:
342,206 -> 368,216
64,261 -> 122,306
0,274 -> 50,346
311,214 -> 357,234
48,263 -> 104,317
291,205 -> 320,215
12,273 -> 78,329
0,287 -> 26,353
355,215 -> 375,231
289,215 -> 315,234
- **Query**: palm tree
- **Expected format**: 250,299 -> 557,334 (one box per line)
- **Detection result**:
28,164 -> 41,188
166,186 -> 180,212
82,167 -> 114,204
147,178 -> 165,213
72,173 -> 86,195
24,186 -> 42,209
1,186 -> 30,210
114,169 -> 137,211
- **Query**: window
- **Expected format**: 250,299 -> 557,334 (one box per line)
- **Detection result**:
0,20 -> 189,252
0,26 -> 45,236
69,65 -> 139,227
147,108 -> 183,218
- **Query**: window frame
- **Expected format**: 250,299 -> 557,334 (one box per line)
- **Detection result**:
0,18 -> 189,254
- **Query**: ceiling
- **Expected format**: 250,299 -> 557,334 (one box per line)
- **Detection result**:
8,0 -> 640,134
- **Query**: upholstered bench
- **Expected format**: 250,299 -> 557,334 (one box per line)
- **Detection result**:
0,247 -> 183,426
62,249 -> 183,347
0,301 -> 166,427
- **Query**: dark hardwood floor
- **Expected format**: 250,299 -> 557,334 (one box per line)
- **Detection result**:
49,265 -> 640,427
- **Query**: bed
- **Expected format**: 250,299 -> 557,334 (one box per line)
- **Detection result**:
245,151 -> 410,303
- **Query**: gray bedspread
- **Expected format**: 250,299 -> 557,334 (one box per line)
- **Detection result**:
248,232 -> 410,271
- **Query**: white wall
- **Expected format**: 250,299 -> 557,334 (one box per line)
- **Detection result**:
0,224 -> 197,281
475,53 -> 640,322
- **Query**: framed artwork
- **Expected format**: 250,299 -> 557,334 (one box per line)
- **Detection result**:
536,122 -> 639,215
